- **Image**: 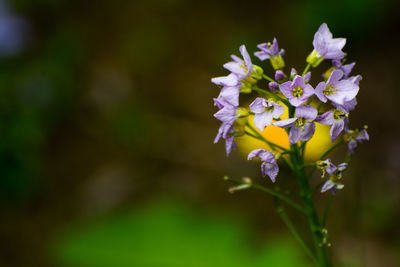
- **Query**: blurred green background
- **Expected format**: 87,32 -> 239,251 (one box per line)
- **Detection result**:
0,0 -> 399,266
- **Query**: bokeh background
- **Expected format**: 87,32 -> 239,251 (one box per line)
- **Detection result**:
0,0 -> 399,266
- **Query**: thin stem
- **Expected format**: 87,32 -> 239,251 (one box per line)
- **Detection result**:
280,156 -> 295,172
302,63 -> 311,77
322,194 -> 333,227
274,198 -> 317,263
262,74 -> 276,83
252,86 -> 290,107
291,144 -> 331,266
224,176 -> 305,213
246,123 -> 290,153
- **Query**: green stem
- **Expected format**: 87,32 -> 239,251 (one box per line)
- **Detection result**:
302,63 -> 311,77
291,144 -> 331,267
322,194 -> 333,227
224,176 -> 304,213
252,87 -> 290,107
246,123 -> 290,153
262,74 -> 276,83
274,198 -> 317,263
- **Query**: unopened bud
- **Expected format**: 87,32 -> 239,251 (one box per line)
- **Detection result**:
275,70 -> 285,81
251,65 -> 264,80
270,54 -> 285,70
306,49 -> 324,67
268,81 -> 279,92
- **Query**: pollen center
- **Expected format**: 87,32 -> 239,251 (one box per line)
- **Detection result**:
295,117 -> 306,128
292,87 -> 303,97
323,85 -> 336,95
333,109 -> 347,120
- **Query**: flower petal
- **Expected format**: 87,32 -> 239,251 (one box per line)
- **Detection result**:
273,118 -> 296,128
300,122 -> 315,141
315,82 -> 328,102
327,70 -> 343,86
249,98 -> 266,114
253,112 -> 273,131
289,126 -> 301,144
330,119 -> 344,142
295,105 -> 318,121
315,111 -> 334,125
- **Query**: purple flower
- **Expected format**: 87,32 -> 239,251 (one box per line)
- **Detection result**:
249,98 -> 284,131
223,45 -> 253,80
254,38 -> 284,60
211,73 -> 241,106
332,60 -> 355,78
312,23 -> 346,60
273,105 -> 318,144
254,38 -> 285,69
321,162 -> 347,193
214,122 -> 236,156
247,149 -> 279,182
315,70 -> 359,105
315,108 -> 348,142
344,127 -> 369,154
347,75 -> 362,85
213,99 -> 237,125
316,159 -> 337,178
279,75 -> 315,107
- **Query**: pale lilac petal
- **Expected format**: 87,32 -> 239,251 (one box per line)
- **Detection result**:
289,97 -> 307,107
261,162 -> 279,182
330,120 -> 344,142
273,118 -> 297,128
315,111 -> 334,125
341,62 -> 355,77
327,70 -> 343,86
223,62 -> 243,75
300,122 -> 315,141
304,72 -> 311,82
321,180 -> 335,193
279,81 -> 293,99
270,38 -> 279,56
313,32 -> 327,56
254,51 -> 269,61
271,103 -> 284,118
253,112 -> 273,131
302,84 -> 315,99
225,136 -> 236,156
211,73 -> 239,87
347,75 -> 362,85
292,75 -> 305,88
315,82 -> 328,102
230,55 -> 243,64
295,105 -> 318,121
217,86 -> 240,106
249,98 -> 266,114
247,149 -> 275,163
239,45 -> 253,75
289,126 -> 301,144
348,139 -> 357,154
214,105 -> 236,124
290,68 -> 297,76
317,23 -> 332,39
327,80 -> 359,105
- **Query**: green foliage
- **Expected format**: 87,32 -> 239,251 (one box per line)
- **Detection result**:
53,200 -> 309,267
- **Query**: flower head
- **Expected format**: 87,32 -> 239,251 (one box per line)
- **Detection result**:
316,159 -> 336,178
279,75 -> 315,107
247,149 -> 279,182
315,70 -> 359,105
224,45 -> 253,80
273,105 -> 318,144
255,38 -> 285,69
344,127 -> 369,154
249,98 -> 284,131
321,162 -> 347,193
315,108 -> 349,142
312,23 -> 346,60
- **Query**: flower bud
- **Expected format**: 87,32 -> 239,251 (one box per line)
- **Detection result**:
240,81 -> 252,93
323,67 -> 335,80
251,64 -> 264,80
270,54 -> 285,70
268,81 -> 279,92
306,49 -> 324,67
236,107 -> 249,118
275,70 -> 285,81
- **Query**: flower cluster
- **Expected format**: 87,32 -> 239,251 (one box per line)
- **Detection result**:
212,23 -> 369,192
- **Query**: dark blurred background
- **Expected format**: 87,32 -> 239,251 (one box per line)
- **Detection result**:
0,0 -> 399,266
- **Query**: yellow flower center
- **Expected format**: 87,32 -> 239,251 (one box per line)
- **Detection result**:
323,85 -> 337,95
292,87 -> 303,97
